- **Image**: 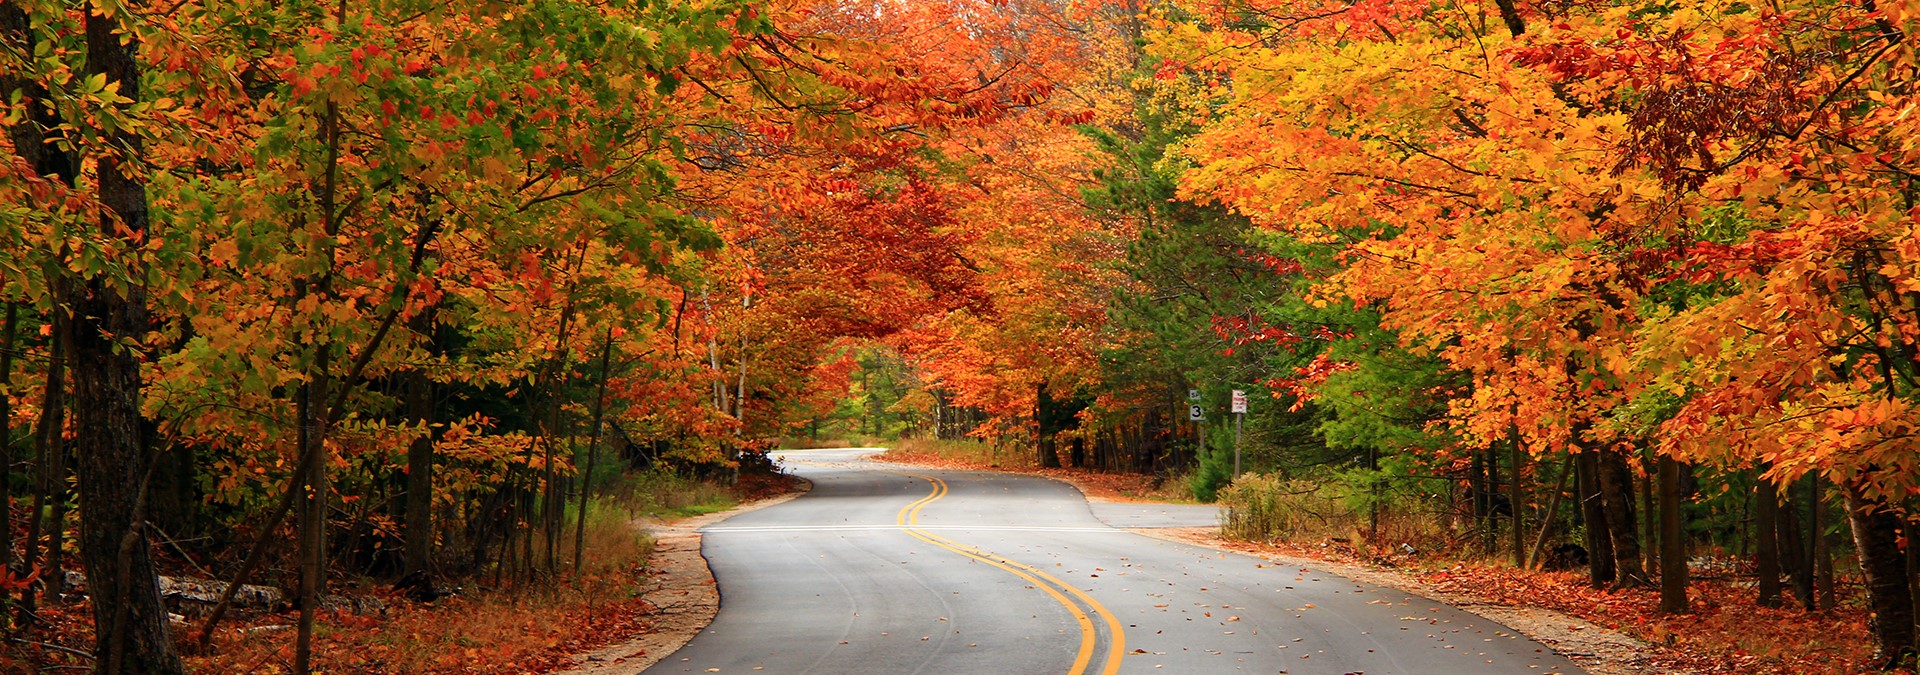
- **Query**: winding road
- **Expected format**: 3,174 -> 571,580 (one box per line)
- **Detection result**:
645,448 -> 1583,674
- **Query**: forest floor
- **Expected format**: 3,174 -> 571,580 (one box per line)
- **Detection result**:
0,470 -> 804,674
873,448 -> 1890,675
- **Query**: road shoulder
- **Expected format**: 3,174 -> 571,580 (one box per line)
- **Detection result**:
558,479 -> 813,675
1132,527 -> 1674,675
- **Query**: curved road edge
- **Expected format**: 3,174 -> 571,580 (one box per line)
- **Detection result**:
1125,527 -> 1666,675
559,476 -> 815,675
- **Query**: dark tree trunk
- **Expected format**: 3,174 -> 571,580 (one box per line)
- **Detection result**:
72,8 -> 185,672
1755,478 -> 1783,608
0,303 -> 17,589
1813,478 -> 1836,610
1657,456 -> 1688,613
1597,450 -> 1649,588
1775,477 -> 1811,609
23,313 -> 67,618
295,370 -> 330,673
402,329 -> 436,579
1509,441 -> 1525,567
1036,382 -> 1059,468
574,331 -> 615,575
3,0 -> 79,624
1469,451 -> 1488,546
1844,483 -> 1916,667
1641,461 -> 1656,573
1576,452 -> 1614,586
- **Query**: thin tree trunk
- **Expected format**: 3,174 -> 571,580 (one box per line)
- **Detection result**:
1641,459 -> 1656,574
1845,483 -> 1916,667
1755,477 -> 1782,608
1597,450 -> 1649,588
1509,440 -> 1525,567
1484,446 -> 1500,554
0,303 -> 14,590
1576,452 -> 1614,586
1036,382 -> 1059,468
1527,455 -> 1573,569
1776,476 -> 1810,609
734,294 -> 749,428
575,331 -> 615,575
1470,450 -> 1488,547
1657,456 -> 1688,613
295,359 -> 331,674
1813,477 -> 1835,610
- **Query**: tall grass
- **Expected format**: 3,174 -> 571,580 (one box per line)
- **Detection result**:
1219,471 -> 1453,550
598,468 -> 738,519
560,496 -> 658,575
883,437 -> 1036,468
1218,473 -> 1353,542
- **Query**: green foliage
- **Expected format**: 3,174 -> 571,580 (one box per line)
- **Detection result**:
1188,435 -> 1233,502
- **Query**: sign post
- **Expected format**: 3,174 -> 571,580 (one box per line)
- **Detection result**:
1187,389 -> 1204,456
1230,390 -> 1248,477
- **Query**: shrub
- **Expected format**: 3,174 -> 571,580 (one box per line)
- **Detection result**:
1188,439 -> 1233,502
1217,472 -> 1353,542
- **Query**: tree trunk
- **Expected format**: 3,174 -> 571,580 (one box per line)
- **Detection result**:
3,0 -> 80,624
71,8 -> 185,673
1657,455 -> 1688,613
1482,444 -> 1497,552
575,332 -> 615,575
1641,459 -> 1656,574
1509,441 -> 1525,567
1845,483 -> 1916,667
1470,451 -> 1489,547
1755,477 -> 1783,608
1576,452 -> 1614,586
402,315 -> 436,579
0,303 -> 15,605
1776,477 -> 1811,609
1036,382 -> 1059,468
1527,455 -> 1573,569
1813,477 -> 1836,610
294,365 -> 331,673
1596,450 -> 1647,588
22,312 -> 66,620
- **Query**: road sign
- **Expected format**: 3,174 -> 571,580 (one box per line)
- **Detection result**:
1230,390 -> 1248,414
1188,404 -> 1204,421
1187,389 -> 1201,401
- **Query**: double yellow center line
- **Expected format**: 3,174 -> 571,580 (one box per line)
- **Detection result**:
893,473 -> 1126,675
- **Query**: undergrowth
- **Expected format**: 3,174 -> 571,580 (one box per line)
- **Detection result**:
884,437 -> 1035,469
153,469 -> 781,674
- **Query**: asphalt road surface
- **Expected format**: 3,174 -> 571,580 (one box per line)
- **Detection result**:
646,448 -> 1584,674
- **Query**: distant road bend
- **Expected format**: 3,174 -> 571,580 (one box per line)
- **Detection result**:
646,448 -> 1583,674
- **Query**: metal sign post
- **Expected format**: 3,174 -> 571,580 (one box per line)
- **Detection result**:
1187,389 -> 1204,456
1230,390 -> 1248,477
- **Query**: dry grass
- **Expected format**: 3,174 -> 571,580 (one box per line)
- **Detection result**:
778,437 -> 855,449
1216,473 -> 1447,551
877,437 -> 1196,503
882,437 -> 1035,469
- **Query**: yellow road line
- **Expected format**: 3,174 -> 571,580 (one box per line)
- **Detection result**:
892,473 -> 1126,675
